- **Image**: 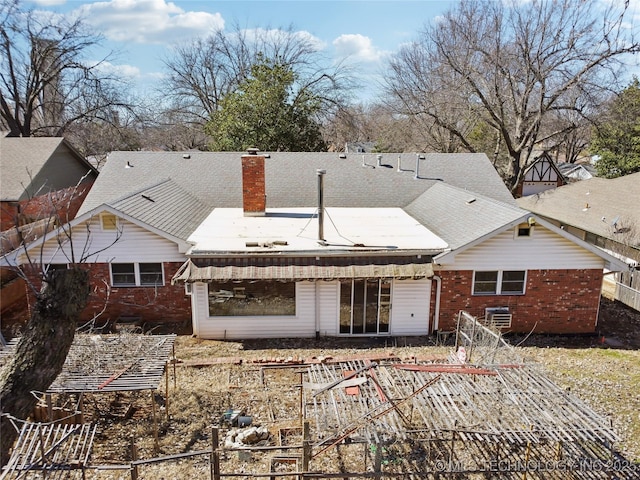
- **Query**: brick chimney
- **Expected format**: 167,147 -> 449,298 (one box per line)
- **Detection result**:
241,148 -> 266,216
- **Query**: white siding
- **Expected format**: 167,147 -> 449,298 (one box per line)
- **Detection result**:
33,217 -> 185,264
439,225 -> 604,271
195,282 -> 316,339
317,281 -> 339,336
390,279 -> 431,335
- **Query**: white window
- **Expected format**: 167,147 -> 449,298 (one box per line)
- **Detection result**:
473,270 -> 526,295
110,263 -> 164,287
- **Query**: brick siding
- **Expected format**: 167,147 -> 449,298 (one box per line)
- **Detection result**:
433,269 -> 603,334
23,262 -> 192,331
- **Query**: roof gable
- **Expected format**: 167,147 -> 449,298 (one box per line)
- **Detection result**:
405,183 -> 528,250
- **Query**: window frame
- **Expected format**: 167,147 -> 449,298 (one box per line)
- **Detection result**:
110,262 -> 164,287
472,270 -> 526,295
100,213 -> 119,231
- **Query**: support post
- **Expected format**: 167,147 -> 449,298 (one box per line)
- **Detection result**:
130,440 -> 139,480
172,344 -> 177,390
211,426 -> 221,480
302,421 -> 311,479
165,360 -> 170,421
46,393 -> 53,422
151,390 -> 159,455
299,371 -> 303,427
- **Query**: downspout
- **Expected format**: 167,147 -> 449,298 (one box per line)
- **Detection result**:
315,281 -> 320,339
432,275 -> 441,332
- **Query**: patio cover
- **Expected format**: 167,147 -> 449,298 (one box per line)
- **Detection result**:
172,259 -> 434,283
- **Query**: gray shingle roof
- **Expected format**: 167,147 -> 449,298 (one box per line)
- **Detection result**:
79,150 -> 515,243
0,136 -> 97,201
517,173 -> 640,241
406,183 -> 528,250
81,151 -> 514,209
111,179 -> 211,240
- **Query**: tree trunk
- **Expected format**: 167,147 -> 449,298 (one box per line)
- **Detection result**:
0,267 -> 90,466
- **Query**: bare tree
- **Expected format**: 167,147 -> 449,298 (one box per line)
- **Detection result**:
0,0 -> 135,137
384,0 -> 639,192
161,22 -> 355,129
0,180 -> 120,465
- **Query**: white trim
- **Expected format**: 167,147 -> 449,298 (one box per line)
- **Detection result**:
1,204 -> 193,268
110,262 -> 165,287
472,270 -> 527,295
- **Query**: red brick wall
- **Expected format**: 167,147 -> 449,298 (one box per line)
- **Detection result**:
241,153 -> 266,215
1,182 -> 93,232
23,262 -> 192,331
432,269 -> 603,334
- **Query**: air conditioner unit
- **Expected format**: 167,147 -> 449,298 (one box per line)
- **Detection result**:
484,307 -> 512,328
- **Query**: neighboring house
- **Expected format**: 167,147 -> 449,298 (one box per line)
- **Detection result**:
515,153 -> 565,197
517,173 -> 640,311
0,136 -> 98,233
557,162 -> 596,182
1,150 -> 626,338
0,136 -> 98,323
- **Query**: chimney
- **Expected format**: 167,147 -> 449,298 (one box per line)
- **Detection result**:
241,148 -> 266,216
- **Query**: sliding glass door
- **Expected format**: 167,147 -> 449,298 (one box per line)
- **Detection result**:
339,279 -> 391,335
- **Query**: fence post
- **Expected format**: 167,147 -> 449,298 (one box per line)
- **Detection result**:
302,421 -> 311,479
211,426 -> 221,480
130,440 -> 138,480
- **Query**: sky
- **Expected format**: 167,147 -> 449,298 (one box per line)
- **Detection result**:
25,0 -> 457,103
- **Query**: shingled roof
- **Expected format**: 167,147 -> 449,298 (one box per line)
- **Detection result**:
79,151 -> 516,243
517,172 -> 640,242
0,136 -> 97,201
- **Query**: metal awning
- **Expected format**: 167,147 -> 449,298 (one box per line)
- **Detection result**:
172,260 -> 434,283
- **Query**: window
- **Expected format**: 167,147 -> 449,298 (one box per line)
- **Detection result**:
111,263 -> 164,287
473,270 -> 526,295
139,263 -> 163,286
208,281 -> 295,316
101,213 -> 118,231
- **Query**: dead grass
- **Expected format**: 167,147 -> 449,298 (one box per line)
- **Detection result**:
74,333 -> 640,479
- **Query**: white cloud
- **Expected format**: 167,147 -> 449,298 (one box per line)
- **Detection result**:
29,0 -> 67,5
332,34 -> 385,63
89,60 -> 141,79
73,0 -> 224,44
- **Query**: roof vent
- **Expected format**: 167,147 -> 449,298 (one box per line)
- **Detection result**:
339,153 -> 347,159
182,153 -> 191,159
466,198 -> 476,204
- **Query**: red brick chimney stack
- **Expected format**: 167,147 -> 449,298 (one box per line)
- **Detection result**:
241,148 -> 266,216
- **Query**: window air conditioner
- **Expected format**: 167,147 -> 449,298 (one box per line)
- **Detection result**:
484,307 -> 512,328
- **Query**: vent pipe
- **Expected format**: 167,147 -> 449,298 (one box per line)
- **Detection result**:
377,154 -> 382,167
397,154 -> 402,172
317,169 -> 326,242
415,154 -> 425,179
